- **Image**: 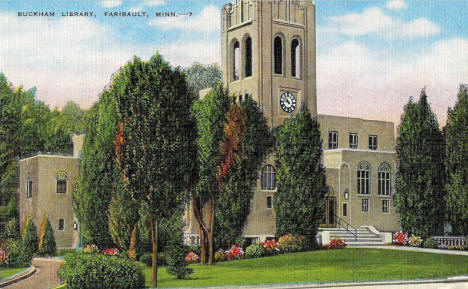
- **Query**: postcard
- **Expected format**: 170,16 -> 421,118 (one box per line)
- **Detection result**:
0,0 -> 467,288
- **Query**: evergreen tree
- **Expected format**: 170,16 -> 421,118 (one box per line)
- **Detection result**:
165,220 -> 193,279
22,217 -> 38,256
112,54 -> 198,287
73,91 -> 119,248
38,215 -> 56,256
444,85 -> 468,235
274,105 -> 327,246
107,191 -> 139,251
394,89 -> 445,237
214,98 -> 273,249
192,85 -> 230,264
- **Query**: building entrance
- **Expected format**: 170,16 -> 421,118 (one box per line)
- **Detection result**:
322,197 -> 336,227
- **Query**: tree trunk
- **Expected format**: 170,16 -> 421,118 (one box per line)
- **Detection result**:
150,217 -> 158,288
207,199 -> 215,264
198,223 -> 206,264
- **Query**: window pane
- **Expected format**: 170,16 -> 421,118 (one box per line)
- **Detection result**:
291,39 -> 300,77
233,42 -> 240,80
59,219 -> 64,230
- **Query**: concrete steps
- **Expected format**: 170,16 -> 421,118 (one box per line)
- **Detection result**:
319,226 -> 385,246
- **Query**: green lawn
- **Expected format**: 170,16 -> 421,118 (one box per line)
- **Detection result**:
0,267 -> 28,280
144,248 -> 468,288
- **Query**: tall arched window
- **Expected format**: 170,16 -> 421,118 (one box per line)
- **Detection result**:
378,162 -> 391,195
291,38 -> 301,77
261,165 -> 276,190
233,41 -> 240,80
245,37 -> 252,77
357,161 -> 370,195
274,36 -> 283,75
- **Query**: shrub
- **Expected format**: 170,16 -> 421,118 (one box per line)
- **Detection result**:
22,217 -> 38,256
408,235 -> 423,247
323,237 -> 346,250
447,244 -> 467,250
58,252 -> 145,289
185,244 -> 201,255
215,249 -> 227,261
2,239 -> 31,267
260,239 -> 281,255
278,234 -> 306,253
185,251 -> 199,263
392,231 -> 408,245
38,215 -> 56,256
423,237 -> 438,249
138,252 -> 167,267
226,245 -> 244,260
245,243 -> 265,259
3,218 -> 19,240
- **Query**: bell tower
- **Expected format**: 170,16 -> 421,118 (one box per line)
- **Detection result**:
221,0 -> 317,127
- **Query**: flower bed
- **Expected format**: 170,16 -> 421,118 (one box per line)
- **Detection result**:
278,234 -> 306,253
260,239 -> 280,255
392,231 -> 408,245
226,245 -> 244,260
185,251 -> 199,263
323,238 -> 346,250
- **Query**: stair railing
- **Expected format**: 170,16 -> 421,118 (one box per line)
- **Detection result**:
334,214 -> 358,241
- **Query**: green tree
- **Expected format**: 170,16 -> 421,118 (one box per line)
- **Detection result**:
185,62 -> 222,97
165,219 -> 193,279
215,98 -> 273,249
444,84 -> 468,235
73,91 -> 119,248
394,89 -> 446,237
274,105 -> 327,246
192,85 -> 230,264
22,216 -> 38,256
38,215 -> 56,256
112,54 -> 197,287
108,191 -> 139,251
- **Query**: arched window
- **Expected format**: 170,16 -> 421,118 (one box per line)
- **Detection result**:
274,36 -> 283,75
378,162 -> 391,195
245,37 -> 252,77
261,165 -> 276,190
291,38 -> 301,77
233,41 -> 240,80
357,161 -> 370,195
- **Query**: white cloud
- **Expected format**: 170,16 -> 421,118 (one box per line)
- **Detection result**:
149,5 -> 220,33
100,0 -> 122,8
156,39 -> 220,67
144,0 -> 166,6
386,0 -> 408,11
129,0 -> 165,12
0,12 -> 152,109
326,7 -> 441,39
316,38 -> 468,127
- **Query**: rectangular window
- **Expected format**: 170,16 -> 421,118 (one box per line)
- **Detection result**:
378,172 -> 391,195
362,199 -> 369,212
349,133 -> 358,149
382,199 -> 390,213
58,219 -> 65,231
357,171 -> 370,194
369,135 -> 378,150
342,203 -> 348,217
266,196 -> 273,209
328,131 -> 338,149
27,181 -> 33,198
57,180 -> 67,194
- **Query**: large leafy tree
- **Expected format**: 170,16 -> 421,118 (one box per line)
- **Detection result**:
113,54 -> 197,287
274,105 -> 327,246
394,89 -> 445,237
192,85 -> 230,264
73,91 -> 119,248
444,85 -> 468,235
215,98 -> 273,249
185,62 -> 222,97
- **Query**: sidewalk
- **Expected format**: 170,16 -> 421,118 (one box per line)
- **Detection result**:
351,245 -> 468,256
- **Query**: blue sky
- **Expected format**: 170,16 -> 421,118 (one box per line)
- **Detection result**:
0,0 -> 467,126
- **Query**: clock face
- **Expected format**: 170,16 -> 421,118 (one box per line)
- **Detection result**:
280,92 -> 297,113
